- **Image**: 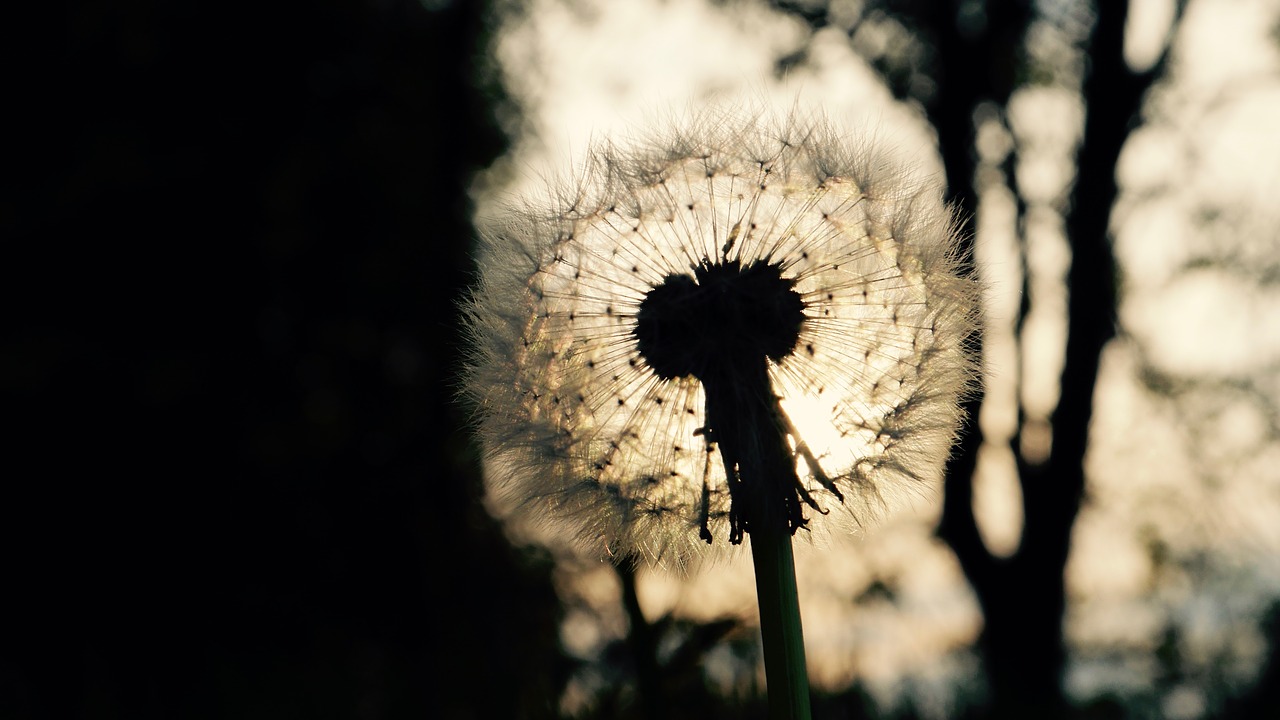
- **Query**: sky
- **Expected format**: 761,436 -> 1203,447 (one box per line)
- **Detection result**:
471,0 -> 1280,715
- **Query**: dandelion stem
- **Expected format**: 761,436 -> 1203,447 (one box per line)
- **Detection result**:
751,524 -> 813,720
700,355 -> 814,719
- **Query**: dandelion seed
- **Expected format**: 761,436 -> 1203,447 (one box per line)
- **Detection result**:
463,104 -> 978,568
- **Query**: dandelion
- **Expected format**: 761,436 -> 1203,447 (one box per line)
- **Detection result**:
463,102 -> 978,717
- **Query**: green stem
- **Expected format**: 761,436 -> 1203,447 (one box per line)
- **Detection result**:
701,356 -> 813,718
751,524 -> 812,720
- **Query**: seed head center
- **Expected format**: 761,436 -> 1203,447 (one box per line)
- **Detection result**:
634,259 -> 806,381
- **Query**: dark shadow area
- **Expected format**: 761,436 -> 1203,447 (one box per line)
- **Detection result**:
3,1 -> 565,718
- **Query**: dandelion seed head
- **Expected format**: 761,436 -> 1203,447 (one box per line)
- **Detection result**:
463,103 -> 979,568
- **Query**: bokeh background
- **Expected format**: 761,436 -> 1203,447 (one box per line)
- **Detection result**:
5,1 -> 1279,718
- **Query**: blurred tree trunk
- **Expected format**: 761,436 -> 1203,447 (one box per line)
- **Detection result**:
773,1 -> 1183,716
925,2 -> 1175,718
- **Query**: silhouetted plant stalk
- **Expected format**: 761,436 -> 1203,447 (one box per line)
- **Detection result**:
464,102 -> 979,719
